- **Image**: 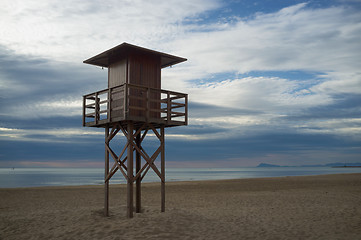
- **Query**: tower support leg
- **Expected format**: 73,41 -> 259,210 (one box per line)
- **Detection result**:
104,126 -> 109,217
135,132 -> 141,213
104,122 -> 166,218
161,126 -> 165,212
127,123 -> 134,218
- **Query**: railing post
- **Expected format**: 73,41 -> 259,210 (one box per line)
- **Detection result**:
95,92 -> 99,125
83,85 -> 188,127
108,88 -> 111,123
167,91 -> 171,124
82,96 -> 86,126
185,94 -> 188,125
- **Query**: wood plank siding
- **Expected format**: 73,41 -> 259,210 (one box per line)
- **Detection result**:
82,42 -> 187,128
128,53 -> 161,119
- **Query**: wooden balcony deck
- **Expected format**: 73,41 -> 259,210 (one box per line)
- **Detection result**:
82,83 -> 188,128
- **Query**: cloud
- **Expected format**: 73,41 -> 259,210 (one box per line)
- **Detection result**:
0,0 -> 220,62
162,2 -> 361,111
188,77 -> 332,111
0,46 -> 108,119
0,126 -> 103,143
164,130 -> 361,167
1,1 -> 361,167
163,3 -> 361,144
170,3 -> 361,74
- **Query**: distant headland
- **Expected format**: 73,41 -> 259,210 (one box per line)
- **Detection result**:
257,162 -> 361,168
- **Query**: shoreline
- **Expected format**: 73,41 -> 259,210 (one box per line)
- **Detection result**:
1,173 -> 361,239
2,170 -> 361,189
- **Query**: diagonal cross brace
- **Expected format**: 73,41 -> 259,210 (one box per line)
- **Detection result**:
105,156 -> 127,182
132,142 -> 164,181
105,123 -> 165,183
105,143 -> 129,181
133,145 -> 162,181
140,146 -> 163,182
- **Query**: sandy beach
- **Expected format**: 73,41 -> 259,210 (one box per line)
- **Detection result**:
1,173 -> 360,239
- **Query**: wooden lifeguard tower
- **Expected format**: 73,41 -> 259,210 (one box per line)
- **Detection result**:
82,43 -> 187,218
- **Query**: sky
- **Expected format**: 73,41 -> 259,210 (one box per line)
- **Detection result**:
0,0 -> 361,168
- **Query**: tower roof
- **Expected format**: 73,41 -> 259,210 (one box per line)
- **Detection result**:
83,42 -> 187,68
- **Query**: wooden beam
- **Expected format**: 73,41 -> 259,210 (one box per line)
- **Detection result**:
138,146 -> 162,181
134,145 -> 162,181
161,126 -> 165,212
105,156 -> 127,182
106,163 -> 119,182
135,132 -> 141,213
141,128 -> 148,143
170,111 -> 185,116
85,113 -> 96,117
95,93 -> 99,125
171,102 -> 185,107
119,124 -> 128,138
149,123 -> 161,140
185,94 -> 188,125
127,123 -> 134,218
108,88 -> 111,122
134,122 -> 146,138
132,143 -> 163,181
82,96 -> 86,126
105,126 -> 109,217
106,144 -> 128,180
116,141 -> 129,167
167,92 -> 171,124
107,125 -> 120,142
99,109 -> 108,114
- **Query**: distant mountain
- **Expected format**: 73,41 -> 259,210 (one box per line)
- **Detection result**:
257,162 -> 361,167
257,163 -> 281,167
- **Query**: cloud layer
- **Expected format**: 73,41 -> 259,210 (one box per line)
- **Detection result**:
1,0 -> 360,167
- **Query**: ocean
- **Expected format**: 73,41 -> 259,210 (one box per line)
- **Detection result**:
1,167 -> 361,188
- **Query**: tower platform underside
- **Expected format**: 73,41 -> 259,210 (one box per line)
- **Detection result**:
84,118 -> 186,129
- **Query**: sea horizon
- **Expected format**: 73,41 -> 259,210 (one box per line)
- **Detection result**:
1,166 -> 361,189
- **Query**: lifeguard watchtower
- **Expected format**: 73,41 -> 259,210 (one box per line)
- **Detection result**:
82,43 -> 187,218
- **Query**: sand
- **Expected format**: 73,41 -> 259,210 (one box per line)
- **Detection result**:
1,173 -> 361,240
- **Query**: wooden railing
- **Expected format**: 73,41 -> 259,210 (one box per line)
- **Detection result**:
83,83 -> 188,127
